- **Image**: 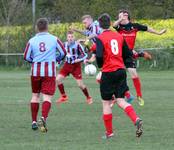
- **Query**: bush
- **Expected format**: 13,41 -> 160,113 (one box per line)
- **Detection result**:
0,19 -> 174,69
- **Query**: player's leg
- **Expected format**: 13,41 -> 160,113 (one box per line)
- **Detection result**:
116,98 -> 143,137
38,77 -> 56,132
75,79 -> 93,104
72,62 -> 93,104
56,63 -> 70,103
115,69 -> 143,137
100,72 -> 115,139
30,76 -> 41,130
38,94 -> 53,132
30,93 -> 40,130
102,100 -> 114,139
127,67 -> 144,106
133,50 -> 152,60
56,74 -> 68,103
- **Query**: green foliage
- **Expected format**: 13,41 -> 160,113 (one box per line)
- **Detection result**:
0,19 -> 174,69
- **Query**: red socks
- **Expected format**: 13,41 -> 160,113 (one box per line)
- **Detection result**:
42,101 -> 51,121
132,77 -> 142,97
103,114 -> 113,135
58,83 -> 66,96
31,103 -> 39,122
125,91 -> 131,99
82,88 -> 90,98
124,105 -> 138,124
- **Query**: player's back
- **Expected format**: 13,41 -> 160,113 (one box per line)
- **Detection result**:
29,32 -> 58,62
25,32 -> 65,77
97,30 -> 125,72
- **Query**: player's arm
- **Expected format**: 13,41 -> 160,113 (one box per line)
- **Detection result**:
56,38 -> 67,62
24,42 -> 33,63
135,23 -> 166,35
95,38 -> 104,68
147,27 -> 166,35
122,40 -> 134,64
113,13 -> 124,28
71,28 -> 86,36
74,44 -> 87,63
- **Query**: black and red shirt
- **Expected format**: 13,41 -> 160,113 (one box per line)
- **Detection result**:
113,22 -> 148,50
95,30 -> 133,72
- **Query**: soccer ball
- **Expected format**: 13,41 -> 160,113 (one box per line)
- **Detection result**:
84,64 -> 97,76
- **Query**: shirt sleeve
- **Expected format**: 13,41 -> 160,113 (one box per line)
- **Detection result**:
24,42 -> 33,63
56,38 -> 66,62
83,30 -> 88,36
113,25 -> 120,31
77,43 -> 87,61
133,23 -> 148,31
95,38 -> 104,68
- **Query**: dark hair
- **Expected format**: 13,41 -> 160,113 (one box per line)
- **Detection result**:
118,9 -> 131,20
36,18 -> 49,31
67,30 -> 74,35
98,13 -> 111,29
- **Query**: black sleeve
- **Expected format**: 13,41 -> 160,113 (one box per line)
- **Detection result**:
113,25 -> 120,31
133,23 -> 148,31
122,40 -> 134,65
95,38 -> 104,68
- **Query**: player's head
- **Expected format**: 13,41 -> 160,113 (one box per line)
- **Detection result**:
98,13 -> 111,29
36,18 -> 49,32
82,15 -> 93,29
118,9 -> 131,21
67,31 -> 75,44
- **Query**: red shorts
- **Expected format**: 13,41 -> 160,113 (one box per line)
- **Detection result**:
31,76 -> 56,95
59,62 -> 82,79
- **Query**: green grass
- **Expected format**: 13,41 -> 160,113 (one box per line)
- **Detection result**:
0,70 -> 174,150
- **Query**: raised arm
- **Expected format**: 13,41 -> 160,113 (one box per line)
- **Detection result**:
113,12 -> 124,28
147,27 -> 166,35
71,27 -> 86,36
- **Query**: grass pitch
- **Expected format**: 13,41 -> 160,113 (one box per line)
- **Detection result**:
0,70 -> 174,150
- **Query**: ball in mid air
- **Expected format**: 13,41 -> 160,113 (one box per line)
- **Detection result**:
84,64 -> 97,76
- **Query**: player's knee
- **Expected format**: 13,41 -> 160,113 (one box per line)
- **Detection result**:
102,100 -> 112,114
78,83 -> 85,89
128,69 -> 138,78
43,94 -> 52,103
117,98 -> 130,109
31,94 -> 40,103
77,80 -> 85,89
56,76 -> 63,84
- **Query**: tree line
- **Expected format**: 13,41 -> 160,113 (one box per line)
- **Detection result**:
0,0 -> 174,26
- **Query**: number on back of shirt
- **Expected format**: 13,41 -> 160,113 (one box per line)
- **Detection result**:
111,39 -> 119,55
39,42 -> 46,52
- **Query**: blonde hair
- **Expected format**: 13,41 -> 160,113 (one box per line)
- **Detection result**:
81,15 -> 93,21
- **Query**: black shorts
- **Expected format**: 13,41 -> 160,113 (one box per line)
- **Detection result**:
125,60 -> 136,68
124,50 -> 136,68
100,69 -> 129,100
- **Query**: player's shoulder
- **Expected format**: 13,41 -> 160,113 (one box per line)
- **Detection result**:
131,22 -> 144,28
48,33 -> 58,40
